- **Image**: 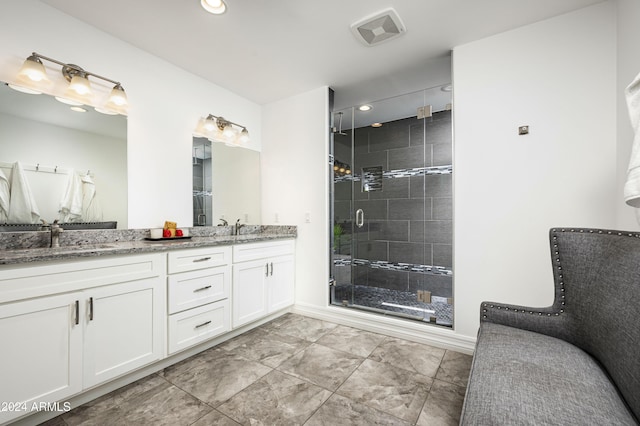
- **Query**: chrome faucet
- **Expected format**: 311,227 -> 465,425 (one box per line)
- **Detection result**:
218,218 -> 228,226
50,219 -> 63,248
235,219 -> 244,236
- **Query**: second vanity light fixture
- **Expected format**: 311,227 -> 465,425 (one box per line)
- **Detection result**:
9,52 -> 128,115
194,114 -> 250,146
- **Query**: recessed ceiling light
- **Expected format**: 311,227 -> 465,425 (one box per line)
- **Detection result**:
358,105 -> 372,112
70,106 -> 87,113
441,84 -> 452,92
201,0 -> 226,14
371,122 -> 382,128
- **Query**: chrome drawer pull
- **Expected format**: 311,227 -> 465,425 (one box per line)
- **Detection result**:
193,285 -> 212,293
192,256 -> 212,263
195,320 -> 211,329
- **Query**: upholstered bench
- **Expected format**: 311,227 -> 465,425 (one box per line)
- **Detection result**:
460,228 -> 640,425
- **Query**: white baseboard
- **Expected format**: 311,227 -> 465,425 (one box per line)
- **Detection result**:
292,302 -> 476,354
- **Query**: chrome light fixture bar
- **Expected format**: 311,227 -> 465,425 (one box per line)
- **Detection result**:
9,52 -> 128,115
194,114 -> 250,147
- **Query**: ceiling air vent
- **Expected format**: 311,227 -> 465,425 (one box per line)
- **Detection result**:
350,8 -> 406,46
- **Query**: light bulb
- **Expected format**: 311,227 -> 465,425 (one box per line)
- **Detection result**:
17,55 -> 50,83
203,116 -> 217,131
107,84 -> 128,107
63,73 -> 93,105
68,74 -> 92,96
238,128 -> 250,144
222,123 -> 237,140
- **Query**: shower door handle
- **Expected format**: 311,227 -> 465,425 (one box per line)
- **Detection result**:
356,209 -> 364,228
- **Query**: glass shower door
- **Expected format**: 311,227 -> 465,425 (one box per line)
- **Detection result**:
330,86 -> 454,327
331,107 -> 356,306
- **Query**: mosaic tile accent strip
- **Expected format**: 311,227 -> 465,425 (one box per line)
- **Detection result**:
335,165 -> 452,183
334,257 -> 452,276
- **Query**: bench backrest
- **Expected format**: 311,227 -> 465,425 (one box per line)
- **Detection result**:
553,229 -> 640,420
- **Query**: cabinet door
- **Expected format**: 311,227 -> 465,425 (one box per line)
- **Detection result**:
83,278 -> 163,388
232,259 -> 268,328
0,293 -> 83,424
268,255 -> 295,313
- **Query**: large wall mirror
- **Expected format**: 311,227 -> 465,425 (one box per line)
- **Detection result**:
192,137 -> 261,226
0,82 -> 127,229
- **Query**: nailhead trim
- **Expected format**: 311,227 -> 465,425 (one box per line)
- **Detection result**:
482,228 -> 640,320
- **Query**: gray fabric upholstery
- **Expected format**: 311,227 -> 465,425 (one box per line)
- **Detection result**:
461,228 -> 640,425
460,322 -> 637,426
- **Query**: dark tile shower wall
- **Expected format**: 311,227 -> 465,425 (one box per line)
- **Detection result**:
334,111 -> 452,298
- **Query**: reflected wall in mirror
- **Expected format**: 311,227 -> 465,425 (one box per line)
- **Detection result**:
193,137 -> 261,226
0,82 -> 127,229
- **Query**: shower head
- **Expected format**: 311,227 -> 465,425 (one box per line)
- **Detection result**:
332,112 -> 348,136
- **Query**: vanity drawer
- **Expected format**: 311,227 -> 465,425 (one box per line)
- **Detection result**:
168,300 -> 230,354
168,265 -> 230,314
233,239 -> 294,263
167,246 -> 231,274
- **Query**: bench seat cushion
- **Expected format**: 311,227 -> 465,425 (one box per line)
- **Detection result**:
460,322 -> 637,426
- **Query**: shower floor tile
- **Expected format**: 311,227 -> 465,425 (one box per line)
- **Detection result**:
333,284 -> 453,326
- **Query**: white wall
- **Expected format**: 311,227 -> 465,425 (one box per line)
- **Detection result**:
261,86 -> 330,308
0,0 -> 261,229
261,2 -> 618,352
616,0 -> 640,230
453,2 -> 617,338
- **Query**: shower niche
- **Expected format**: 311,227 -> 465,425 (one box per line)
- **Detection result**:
330,86 -> 453,327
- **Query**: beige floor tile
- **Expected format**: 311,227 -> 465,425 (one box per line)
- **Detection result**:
435,350 -> 473,388
369,337 -> 446,377
217,370 -> 332,425
277,343 -> 364,391
416,379 -> 467,426
305,393 -> 412,426
316,325 -> 387,358
337,358 -> 433,423
163,348 -> 272,407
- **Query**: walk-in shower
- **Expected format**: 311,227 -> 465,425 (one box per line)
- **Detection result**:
329,86 -> 453,327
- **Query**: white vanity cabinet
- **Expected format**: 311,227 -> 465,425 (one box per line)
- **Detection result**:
166,246 -> 232,354
232,239 -> 295,328
0,254 -> 165,424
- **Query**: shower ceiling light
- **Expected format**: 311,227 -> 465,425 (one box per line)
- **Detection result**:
201,0 -> 226,14
9,52 -> 129,115
358,105 -> 372,112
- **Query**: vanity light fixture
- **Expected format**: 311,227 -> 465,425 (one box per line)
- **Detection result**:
9,52 -> 129,115
194,114 -> 250,146
201,0 -> 227,14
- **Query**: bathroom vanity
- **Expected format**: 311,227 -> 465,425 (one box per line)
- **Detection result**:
0,227 -> 295,425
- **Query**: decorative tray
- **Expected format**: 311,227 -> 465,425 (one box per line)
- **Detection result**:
144,236 -> 192,241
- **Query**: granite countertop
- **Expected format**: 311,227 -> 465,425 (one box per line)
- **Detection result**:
0,225 -> 296,266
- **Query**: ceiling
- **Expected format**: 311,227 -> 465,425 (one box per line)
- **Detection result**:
42,0 -> 605,111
